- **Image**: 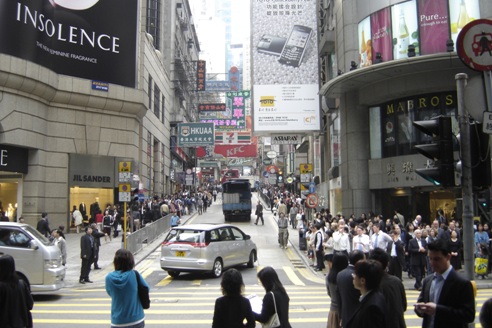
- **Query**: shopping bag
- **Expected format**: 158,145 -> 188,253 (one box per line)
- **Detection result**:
475,257 -> 488,275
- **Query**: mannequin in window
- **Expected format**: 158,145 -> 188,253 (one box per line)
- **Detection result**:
6,203 -> 14,222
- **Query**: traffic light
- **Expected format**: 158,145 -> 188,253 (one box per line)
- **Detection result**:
469,122 -> 491,190
413,116 -> 455,187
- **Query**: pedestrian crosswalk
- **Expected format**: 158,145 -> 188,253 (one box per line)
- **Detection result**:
31,262 -> 492,328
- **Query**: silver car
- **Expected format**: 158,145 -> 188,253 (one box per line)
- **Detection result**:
160,223 -> 257,278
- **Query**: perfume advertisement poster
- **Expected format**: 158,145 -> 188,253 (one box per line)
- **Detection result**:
418,0 -> 449,55
370,8 -> 392,64
358,17 -> 372,67
448,0 -> 480,47
391,0 -> 418,60
251,0 -> 320,132
0,0 -> 138,87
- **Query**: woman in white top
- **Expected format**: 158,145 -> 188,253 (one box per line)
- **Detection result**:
52,229 -> 67,266
323,230 -> 334,270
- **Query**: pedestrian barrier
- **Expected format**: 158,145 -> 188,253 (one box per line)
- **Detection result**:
126,214 -> 172,254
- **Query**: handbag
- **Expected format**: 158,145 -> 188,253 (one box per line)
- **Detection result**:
134,270 -> 150,309
116,224 -> 122,232
262,291 -> 280,328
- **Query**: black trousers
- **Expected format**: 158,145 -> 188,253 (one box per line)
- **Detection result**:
80,256 -> 93,281
389,257 -> 403,280
316,249 -> 325,270
92,247 -> 100,268
255,213 -> 264,224
412,264 -> 425,288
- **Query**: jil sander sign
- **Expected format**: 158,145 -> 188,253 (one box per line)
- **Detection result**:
0,145 -> 28,174
69,154 -> 114,188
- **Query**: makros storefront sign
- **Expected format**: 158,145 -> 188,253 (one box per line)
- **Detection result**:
0,145 -> 28,174
0,0 -> 138,87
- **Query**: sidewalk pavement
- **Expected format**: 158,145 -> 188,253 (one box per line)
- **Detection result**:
62,211 -> 197,288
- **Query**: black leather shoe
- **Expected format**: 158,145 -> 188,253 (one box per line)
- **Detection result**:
84,279 -> 94,283
94,267 -> 101,270
79,280 -> 86,284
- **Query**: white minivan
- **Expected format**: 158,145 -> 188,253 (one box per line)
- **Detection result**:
0,222 -> 66,293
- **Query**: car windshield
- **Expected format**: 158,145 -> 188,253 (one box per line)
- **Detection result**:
164,229 -> 205,243
23,225 -> 51,246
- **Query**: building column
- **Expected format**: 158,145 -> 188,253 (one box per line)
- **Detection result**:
340,91 -> 372,216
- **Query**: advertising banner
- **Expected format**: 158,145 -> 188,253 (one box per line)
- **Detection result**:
252,0 -> 320,132
358,17 -> 372,67
0,0 -> 138,87
418,0 -> 449,54
370,8 -> 392,63
391,0 -> 418,59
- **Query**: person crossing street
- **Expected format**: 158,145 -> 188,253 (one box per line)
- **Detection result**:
255,201 -> 264,225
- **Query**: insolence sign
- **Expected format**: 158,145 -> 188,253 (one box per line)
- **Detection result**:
0,0 -> 138,87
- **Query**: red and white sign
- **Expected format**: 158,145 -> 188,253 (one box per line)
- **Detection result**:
457,19 -> 492,72
305,193 -> 319,208
213,144 -> 257,157
266,165 -> 279,174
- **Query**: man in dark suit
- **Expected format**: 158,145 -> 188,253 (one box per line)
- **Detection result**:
90,223 -> 106,270
36,212 -> 51,238
79,226 -> 95,284
408,229 -> 427,290
346,259 -> 387,328
388,229 -> 406,280
336,250 -> 365,328
369,248 -> 407,328
414,238 -> 475,328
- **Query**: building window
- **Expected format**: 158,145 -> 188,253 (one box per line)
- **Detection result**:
154,83 -> 161,119
148,75 -> 153,109
146,0 -> 160,50
161,95 -> 165,124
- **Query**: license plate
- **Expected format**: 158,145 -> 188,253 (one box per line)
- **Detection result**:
175,251 -> 186,257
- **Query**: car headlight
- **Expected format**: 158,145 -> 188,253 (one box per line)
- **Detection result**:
45,259 -> 61,269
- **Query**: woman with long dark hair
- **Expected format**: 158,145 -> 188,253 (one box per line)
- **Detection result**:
326,253 -> 349,328
0,254 -> 33,327
212,268 -> 255,327
255,266 -> 292,328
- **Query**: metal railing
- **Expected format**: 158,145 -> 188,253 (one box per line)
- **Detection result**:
126,214 -> 172,254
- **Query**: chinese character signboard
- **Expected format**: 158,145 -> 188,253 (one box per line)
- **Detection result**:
196,60 -> 206,91
177,123 -> 215,147
198,103 -> 227,112
200,90 -> 250,131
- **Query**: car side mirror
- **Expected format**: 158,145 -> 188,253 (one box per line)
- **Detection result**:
30,240 -> 39,250
244,235 -> 251,240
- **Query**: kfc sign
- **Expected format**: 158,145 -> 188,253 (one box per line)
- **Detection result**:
214,144 -> 257,158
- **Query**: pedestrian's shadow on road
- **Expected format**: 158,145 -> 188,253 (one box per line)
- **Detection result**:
33,295 -> 62,301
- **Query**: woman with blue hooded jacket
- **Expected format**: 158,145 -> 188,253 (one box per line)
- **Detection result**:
106,249 -> 149,328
